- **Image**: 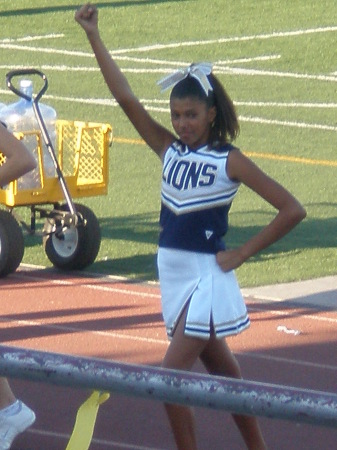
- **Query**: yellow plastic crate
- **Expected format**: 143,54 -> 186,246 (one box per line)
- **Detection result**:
0,120 -> 112,207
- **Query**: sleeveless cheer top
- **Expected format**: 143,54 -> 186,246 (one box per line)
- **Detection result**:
159,140 -> 240,254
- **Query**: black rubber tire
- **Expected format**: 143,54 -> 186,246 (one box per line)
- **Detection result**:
43,203 -> 101,270
0,210 -> 24,278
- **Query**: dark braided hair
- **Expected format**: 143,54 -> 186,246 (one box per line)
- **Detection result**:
170,73 -> 239,149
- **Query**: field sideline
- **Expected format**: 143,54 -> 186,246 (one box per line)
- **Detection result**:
0,1 -> 336,286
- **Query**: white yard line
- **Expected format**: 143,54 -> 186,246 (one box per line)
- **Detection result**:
108,26 -> 337,54
215,65 -> 337,82
0,42 -> 93,57
0,62 -> 335,84
238,116 -> 337,132
3,89 -> 334,133
0,26 -> 335,137
0,33 -> 64,43
234,101 -> 337,108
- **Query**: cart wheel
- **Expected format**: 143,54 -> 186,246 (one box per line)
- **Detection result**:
0,210 -> 25,278
43,203 -> 101,270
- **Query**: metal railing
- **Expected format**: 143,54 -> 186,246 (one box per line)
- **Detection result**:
0,345 -> 336,428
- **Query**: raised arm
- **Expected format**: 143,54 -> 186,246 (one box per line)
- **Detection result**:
75,3 -> 175,159
0,123 -> 36,187
216,149 -> 306,271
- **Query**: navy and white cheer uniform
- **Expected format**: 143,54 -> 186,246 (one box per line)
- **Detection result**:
157,140 -> 250,339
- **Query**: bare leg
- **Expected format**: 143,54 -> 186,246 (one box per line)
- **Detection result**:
162,308 -> 208,450
0,378 -> 16,410
200,337 -> 267,450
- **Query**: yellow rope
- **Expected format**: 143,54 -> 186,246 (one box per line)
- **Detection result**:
65,391 -> 110,450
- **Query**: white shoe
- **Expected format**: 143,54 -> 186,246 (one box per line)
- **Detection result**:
0,401 -> 36,450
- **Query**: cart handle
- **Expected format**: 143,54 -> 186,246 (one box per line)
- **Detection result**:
6,69 -> 48,103
5,68 -> 77,218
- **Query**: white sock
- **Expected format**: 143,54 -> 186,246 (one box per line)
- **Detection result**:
0,400 -> 20,417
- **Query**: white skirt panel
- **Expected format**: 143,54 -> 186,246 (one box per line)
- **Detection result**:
157,247 -> 250,340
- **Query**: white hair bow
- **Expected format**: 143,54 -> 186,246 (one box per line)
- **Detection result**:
157,62 -> 213,95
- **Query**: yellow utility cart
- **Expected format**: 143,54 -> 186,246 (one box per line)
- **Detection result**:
0,69 -> 112,277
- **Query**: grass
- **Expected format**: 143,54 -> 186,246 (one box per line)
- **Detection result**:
0,0 -> 336,286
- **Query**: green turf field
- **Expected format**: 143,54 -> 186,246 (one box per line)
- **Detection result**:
0,0 -> 336,286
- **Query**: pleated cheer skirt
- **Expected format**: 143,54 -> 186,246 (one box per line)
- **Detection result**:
157,247 -> 250,340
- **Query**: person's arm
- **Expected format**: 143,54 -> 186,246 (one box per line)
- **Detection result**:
75,3 -> 175,159
216,149 -> 306,271
0,123 -> 36,187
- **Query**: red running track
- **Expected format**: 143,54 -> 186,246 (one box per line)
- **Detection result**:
1,267 -> 336,450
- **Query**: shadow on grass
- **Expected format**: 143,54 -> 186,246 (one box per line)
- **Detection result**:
92,253 -> 159,279
226,210 -> 337,255
90,210 -> 337,279
99,212 -> 159,243
0,0 -> 188,17
22,209 -> 337,280
97,209 -> 337,253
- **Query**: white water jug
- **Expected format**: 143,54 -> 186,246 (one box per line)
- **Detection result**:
0,80 -> 57,189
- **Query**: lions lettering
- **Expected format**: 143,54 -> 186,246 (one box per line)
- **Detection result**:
163,159 -> 217,191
